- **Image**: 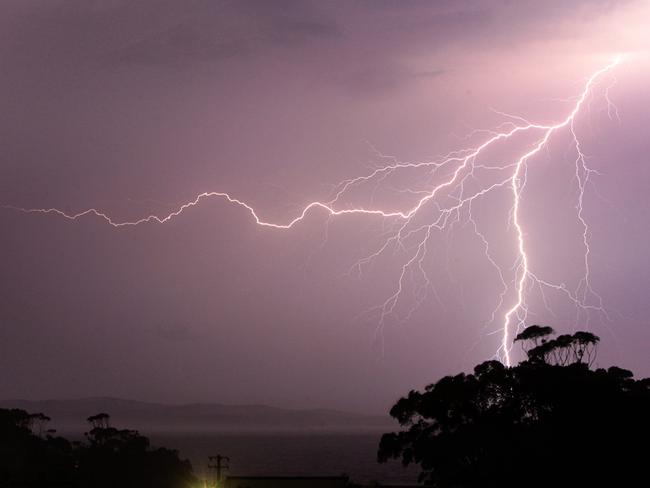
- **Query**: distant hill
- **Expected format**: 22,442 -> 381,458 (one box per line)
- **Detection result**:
0,397 -> 393,434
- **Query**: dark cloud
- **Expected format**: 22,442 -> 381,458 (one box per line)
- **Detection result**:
111,5 -> 341,66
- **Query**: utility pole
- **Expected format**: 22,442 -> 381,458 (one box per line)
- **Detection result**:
208,454 -> 230,487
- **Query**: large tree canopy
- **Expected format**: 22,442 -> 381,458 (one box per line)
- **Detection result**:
378,327 -> 650,487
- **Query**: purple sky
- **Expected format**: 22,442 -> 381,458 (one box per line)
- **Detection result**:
1,0 -> 649,413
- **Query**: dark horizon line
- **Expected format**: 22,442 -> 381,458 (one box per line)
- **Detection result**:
0,396 -> 391,418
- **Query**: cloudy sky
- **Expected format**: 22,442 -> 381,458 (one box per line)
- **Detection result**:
1,0 -> 649,413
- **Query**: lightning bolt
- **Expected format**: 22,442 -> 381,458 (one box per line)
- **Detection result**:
3,57 -> 621,366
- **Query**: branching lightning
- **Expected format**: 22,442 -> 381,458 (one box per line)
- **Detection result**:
3,57 -> 621,366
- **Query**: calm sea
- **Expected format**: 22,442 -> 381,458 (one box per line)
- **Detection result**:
149,431 -> 418,485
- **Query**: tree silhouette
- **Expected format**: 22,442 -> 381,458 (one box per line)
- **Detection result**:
513,324 -> 554,350
0,408 -> 75,487
0,410 -> 196,488
526,329 -> 600,366
378,326 -> 650,487
77,414 -> 196,488
26,412 -> 51,437
86,413 -> 110,430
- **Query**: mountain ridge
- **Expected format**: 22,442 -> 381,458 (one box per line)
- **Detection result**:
0,397 -> 393,433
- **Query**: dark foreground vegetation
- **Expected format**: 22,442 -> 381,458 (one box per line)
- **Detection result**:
379,326 -> 650,487
0,411 -> 196,488
3,325 -> 649,487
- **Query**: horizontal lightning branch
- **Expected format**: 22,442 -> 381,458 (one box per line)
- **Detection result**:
3,57 -> 621,366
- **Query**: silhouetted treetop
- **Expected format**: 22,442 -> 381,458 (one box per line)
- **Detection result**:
0,409 -> 196,488
513,324 -> 554,344
528,330 -> 599,366
379,326 -> 650,487
86,412 -> 110,429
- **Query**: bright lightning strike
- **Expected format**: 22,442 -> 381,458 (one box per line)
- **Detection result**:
3,57 -> 622,366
